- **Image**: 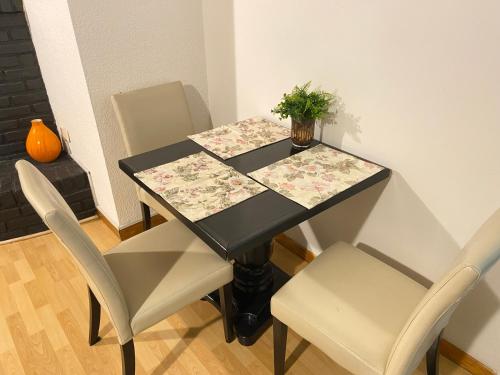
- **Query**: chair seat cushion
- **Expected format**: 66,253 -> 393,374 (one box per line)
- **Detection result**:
271,242 -> 427,375
138,187 -> 175,221
104,219 -> 233,335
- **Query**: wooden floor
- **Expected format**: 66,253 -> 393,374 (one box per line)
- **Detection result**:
0,219 -> 470,375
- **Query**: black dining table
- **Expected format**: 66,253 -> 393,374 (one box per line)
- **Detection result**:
119,138 -> 390,346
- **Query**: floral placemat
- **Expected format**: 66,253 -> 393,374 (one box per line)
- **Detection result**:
248,144 -> 383,209
188,117 -> 290,159
135,152 -> 267,221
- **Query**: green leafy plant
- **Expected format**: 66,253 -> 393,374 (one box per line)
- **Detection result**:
272,82 -> 336,122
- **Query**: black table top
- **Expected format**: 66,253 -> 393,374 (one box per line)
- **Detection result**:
119,139 -> 391,260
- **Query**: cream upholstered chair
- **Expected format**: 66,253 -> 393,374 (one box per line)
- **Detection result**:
16,160 -> 234,375
272,209 -> 500,375
111,81 -> 194,229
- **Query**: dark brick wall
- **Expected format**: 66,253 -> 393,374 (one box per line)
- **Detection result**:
0,1 -> 97,241
0,0 -> 22,13
0,4 -> 57,161
0,154 -> 97,241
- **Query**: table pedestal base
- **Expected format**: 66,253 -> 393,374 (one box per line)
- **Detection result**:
234,263 -> 289,345
203,241 -> 290,346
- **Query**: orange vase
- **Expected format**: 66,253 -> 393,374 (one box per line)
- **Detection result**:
25,119 -> 62,163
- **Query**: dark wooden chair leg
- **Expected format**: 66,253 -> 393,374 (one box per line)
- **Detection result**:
121,339 -> 135,375
88,286 -> 101,346
426,331 -> 443,375
273,317 -> 288,375
219,282 -> 235,343
140,202 -> 151,231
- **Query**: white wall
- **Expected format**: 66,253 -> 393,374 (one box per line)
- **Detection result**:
202,0 -> 237,127
23,0 -> 119,225
204,0 -> 500,371
25,0 -> 211,228
66,0 -> 211,228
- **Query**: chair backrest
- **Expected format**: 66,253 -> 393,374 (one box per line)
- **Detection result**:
385,209 -> 500,375
15,160 -> 133,345
111,81 -> 194,156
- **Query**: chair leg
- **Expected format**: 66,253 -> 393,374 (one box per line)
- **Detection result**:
219,283 -> 235,343
88,286 -> 101,346
426,331 -> 443,375
140,202 -> 151,231
121,339 -> 135,375
273,317 -> 288,375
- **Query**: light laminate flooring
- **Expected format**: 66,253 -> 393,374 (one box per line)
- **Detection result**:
0,219 -> 470,375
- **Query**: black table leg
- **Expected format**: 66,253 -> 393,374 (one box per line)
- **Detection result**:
203,240 -> 289,346
233,241 -> 289,345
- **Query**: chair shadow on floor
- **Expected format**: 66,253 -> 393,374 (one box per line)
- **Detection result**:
286,339 -> 311,372
97,322 -> 114,338
96,315 -> 221,374
148,315 -> 221,375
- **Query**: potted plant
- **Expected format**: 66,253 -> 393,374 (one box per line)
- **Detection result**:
272,82 -> 336,149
